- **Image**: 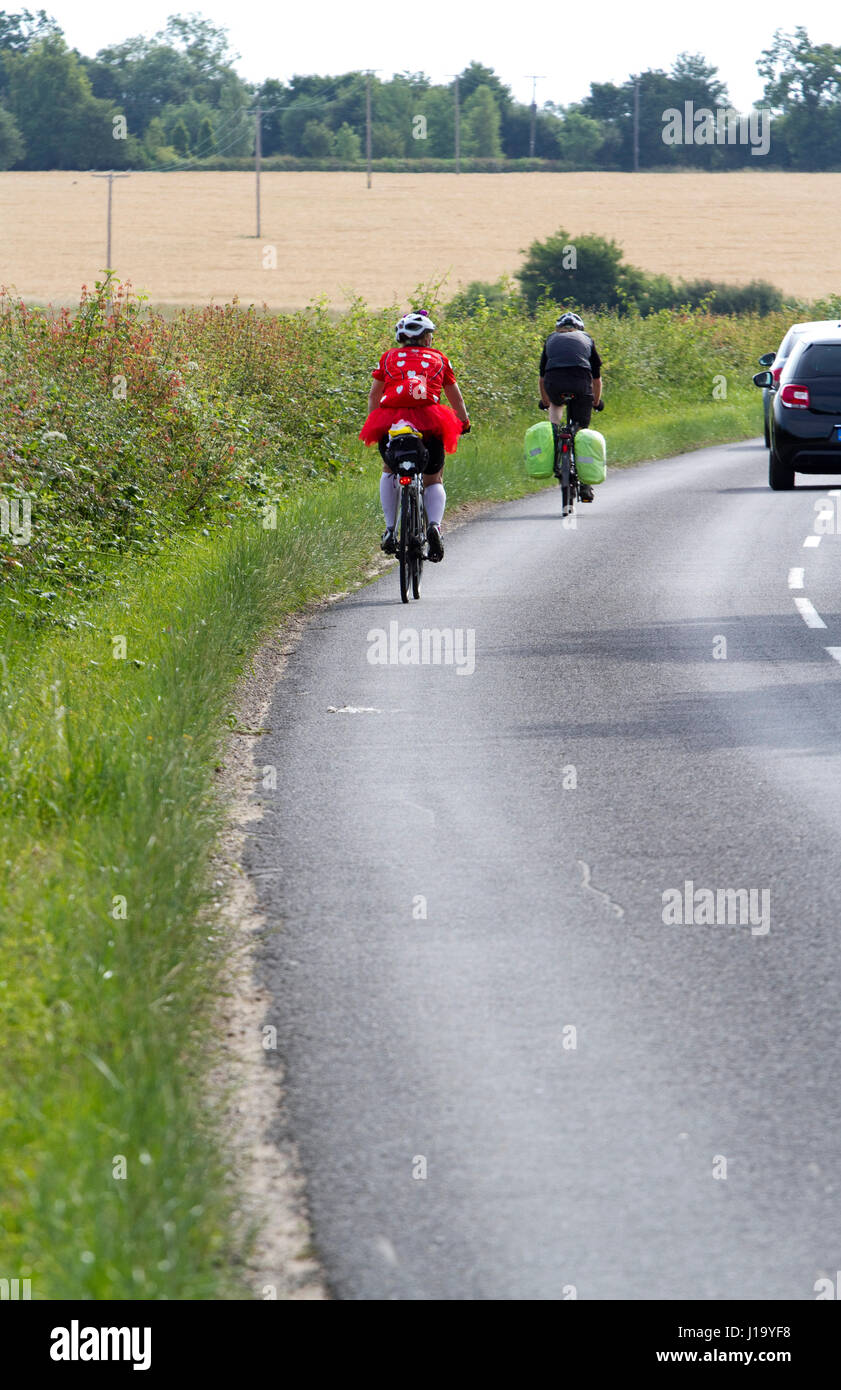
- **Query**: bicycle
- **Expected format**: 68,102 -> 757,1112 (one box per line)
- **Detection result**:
540,396 -> 605,518
384,425 -> 427,603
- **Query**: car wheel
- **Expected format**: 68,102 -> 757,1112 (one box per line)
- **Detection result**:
769,451 -> 794,490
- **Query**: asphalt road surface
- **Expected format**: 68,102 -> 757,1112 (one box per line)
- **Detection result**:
246,438 -> 841,1300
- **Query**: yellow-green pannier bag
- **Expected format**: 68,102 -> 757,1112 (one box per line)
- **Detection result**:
524,420 -> 555,477
574,428 -> 607,485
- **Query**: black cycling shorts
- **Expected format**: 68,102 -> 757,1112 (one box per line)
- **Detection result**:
378,432 -> 444,475
543,368 -> 594,428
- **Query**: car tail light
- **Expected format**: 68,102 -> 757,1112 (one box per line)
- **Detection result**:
772,366 -> 783,383
780,383 -> 811,409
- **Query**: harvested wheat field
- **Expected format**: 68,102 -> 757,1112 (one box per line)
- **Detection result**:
1,170 -> 839,311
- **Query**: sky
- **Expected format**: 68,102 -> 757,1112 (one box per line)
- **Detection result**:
43,0 -> 840,111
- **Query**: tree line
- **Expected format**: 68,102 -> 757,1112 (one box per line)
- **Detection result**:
0,11 -> 839,171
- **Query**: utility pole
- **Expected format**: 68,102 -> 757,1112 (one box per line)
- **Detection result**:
92,170 -> 130,309
365,71 -> 373,188
633,79 -> 640,172
255,101 -> 262,237
526,75 -> 546,158
447,74 -> 461,173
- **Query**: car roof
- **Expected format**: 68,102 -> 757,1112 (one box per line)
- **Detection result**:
795,330 -> 841,344
778,321 -> 841,354
786,319 -> 841,335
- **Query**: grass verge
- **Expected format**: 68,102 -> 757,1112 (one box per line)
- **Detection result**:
0,398 -> 761,1297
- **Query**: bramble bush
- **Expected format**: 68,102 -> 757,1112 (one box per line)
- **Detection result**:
0,275 -> 792,628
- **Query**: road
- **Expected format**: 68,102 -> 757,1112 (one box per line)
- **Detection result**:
246,438 -> 841,1300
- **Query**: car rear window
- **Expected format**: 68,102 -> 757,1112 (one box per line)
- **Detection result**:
794,343 -> 841,378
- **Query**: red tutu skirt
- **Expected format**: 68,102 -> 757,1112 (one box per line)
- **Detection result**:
359,402 -> 462,454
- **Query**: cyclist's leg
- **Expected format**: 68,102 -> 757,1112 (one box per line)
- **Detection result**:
568,392 -> 596,501
377,436 -> 399,546
568,392 -> 593,429
421,434 -> 445,560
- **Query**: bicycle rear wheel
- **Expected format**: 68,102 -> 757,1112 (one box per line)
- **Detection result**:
412,491 -> 423,599
398,485 -> 411,603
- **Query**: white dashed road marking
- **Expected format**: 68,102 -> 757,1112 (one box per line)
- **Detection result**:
803,535 -> 821,548
826,648 -> 841,665
788,568 -> 804,589
794,597 -> 827,629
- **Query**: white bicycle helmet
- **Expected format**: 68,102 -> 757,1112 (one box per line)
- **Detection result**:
556,311 -> 585,330
395,309 -> 436,343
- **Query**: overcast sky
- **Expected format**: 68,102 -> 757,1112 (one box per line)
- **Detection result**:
47,0 -> 838,111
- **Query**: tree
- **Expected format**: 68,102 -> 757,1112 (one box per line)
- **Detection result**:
282,93 -> 329,155
758,28 -> 841,170
418,85 -> 455,157
333,121 -> 361,160
558,111 -> 604,166
580,58 -> 732,169
216,80 -> 252,156
2,35 -> 119,168
301,119 -> 333,157
759,27 -> 841,112
518,226 -> 628,310
671,52 -> 727,105
197,113 -> 214,156
172,118 -> 190,156
87,16 -> 246,139
461,84 -> 503,157
256,78 -> 288,155
372,123 -> 405,157
0,104 -> 24,167
0,6 -> 59,101
456,62 -> 512,109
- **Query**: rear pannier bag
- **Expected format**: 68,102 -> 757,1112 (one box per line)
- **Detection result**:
524,420 -> 555,477
574,428 -> 607,485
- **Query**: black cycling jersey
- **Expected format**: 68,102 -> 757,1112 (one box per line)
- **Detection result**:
540,330 -> 602,379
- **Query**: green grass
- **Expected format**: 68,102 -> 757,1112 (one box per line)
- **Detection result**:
0,380 -> 763,1297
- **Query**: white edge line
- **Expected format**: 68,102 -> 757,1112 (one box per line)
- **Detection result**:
794,597 -> 827,629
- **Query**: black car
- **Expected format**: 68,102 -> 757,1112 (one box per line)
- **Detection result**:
756,320 -> 841,448
754,329 -> 841,489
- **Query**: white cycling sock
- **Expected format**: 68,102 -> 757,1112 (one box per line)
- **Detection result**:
379,473 -> 398,529
424,482 -> 446,527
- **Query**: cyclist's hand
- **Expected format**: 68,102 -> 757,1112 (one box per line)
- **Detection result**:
594,399 -> 605,412
538,400 -> 548,410
460,419 -> 471,434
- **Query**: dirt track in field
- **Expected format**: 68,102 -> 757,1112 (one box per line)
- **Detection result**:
2,170 -> 839,310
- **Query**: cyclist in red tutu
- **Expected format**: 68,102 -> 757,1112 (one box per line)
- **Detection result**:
360,309 -> 470,562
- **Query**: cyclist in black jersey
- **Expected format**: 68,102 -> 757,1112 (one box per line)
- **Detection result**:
539,311 -> 603,502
